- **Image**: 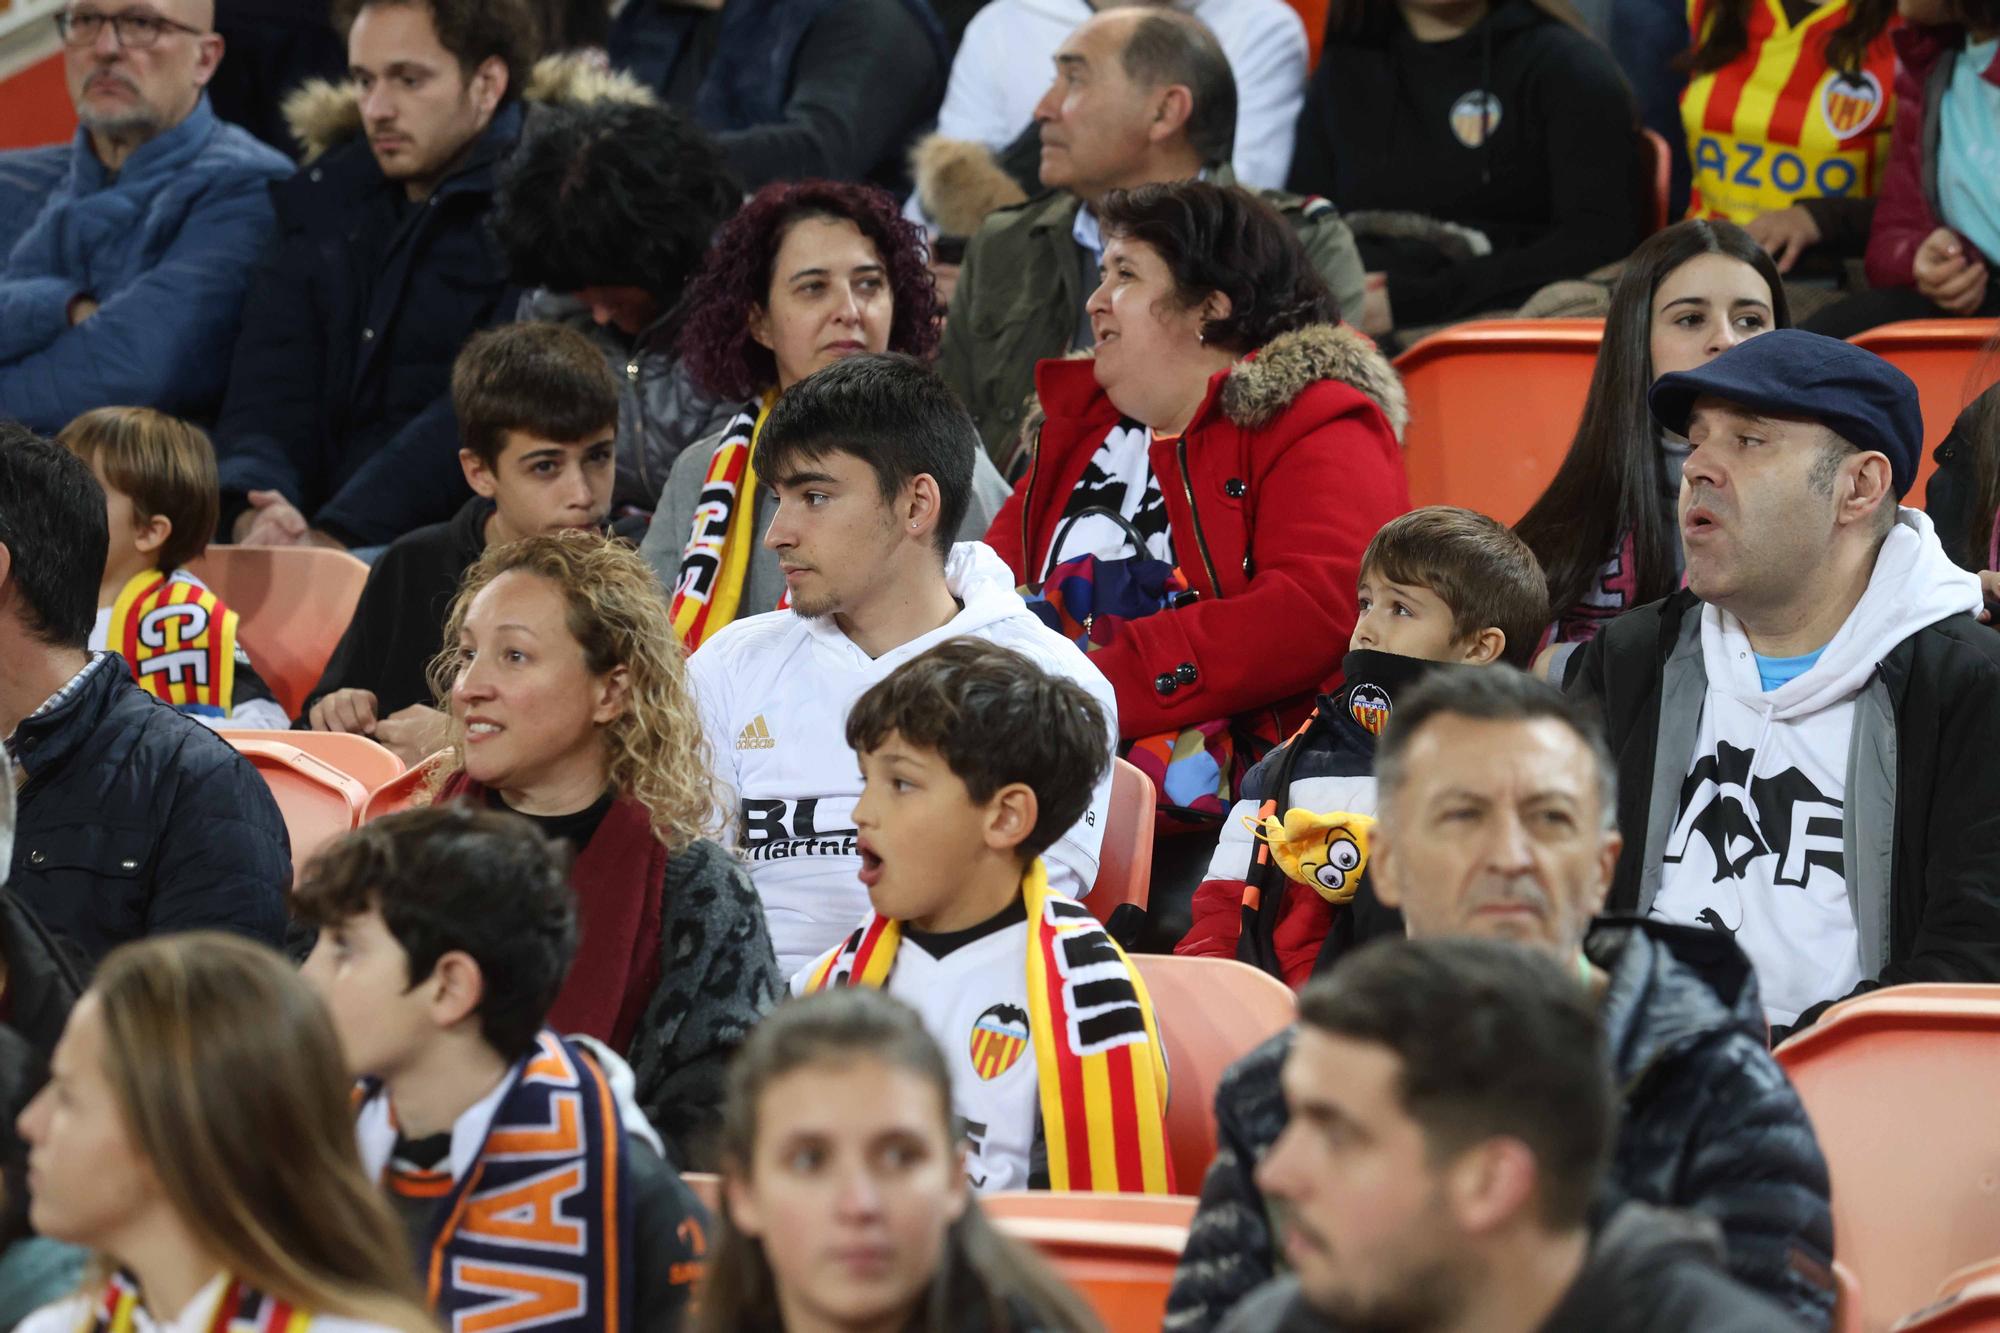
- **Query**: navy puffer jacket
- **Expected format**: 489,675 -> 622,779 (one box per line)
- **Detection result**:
1167,919 -> 1835,1332
8,655 -> 290,967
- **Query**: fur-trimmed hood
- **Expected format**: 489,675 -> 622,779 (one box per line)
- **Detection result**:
909,134 -> 1027,239
1218,322 -> 1407,439
281,52 -> 654,162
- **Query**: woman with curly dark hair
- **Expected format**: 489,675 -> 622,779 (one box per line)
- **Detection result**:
986,180 -> 1409,833
640,179 -> 1010,650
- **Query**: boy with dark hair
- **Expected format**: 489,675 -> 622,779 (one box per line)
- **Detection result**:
1178,505 -> 1551,986
302,322 -> 618,763
1227,936 -> 1802,1332
1,424 -> 288,964
796,637 -> 1171,1195
688,353 -> 1118,977
298,804 -> 708,1332
60,408 -> 287,730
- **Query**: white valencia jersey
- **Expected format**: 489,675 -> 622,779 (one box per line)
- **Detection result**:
690,542 -> 1119,976
792,915 -> 1040,1193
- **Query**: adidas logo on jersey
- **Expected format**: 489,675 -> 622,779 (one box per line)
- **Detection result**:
737,715 -> 776,750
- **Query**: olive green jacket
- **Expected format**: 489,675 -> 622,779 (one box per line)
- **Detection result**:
937,166 -> 1368,469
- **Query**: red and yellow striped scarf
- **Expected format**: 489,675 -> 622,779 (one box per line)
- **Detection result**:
105,570 -> 239,718
669,392 -> 780,652
806,860 -> 1174,1193
82,1272 -> 310,1333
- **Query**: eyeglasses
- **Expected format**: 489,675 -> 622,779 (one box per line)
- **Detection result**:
54,8 -> 207,49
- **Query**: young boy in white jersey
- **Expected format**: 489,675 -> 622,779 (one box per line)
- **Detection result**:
688,353 -> 1117,977
796,637 -> 1171,1195
296,804 -> 708,1332
60,407 -> 288,729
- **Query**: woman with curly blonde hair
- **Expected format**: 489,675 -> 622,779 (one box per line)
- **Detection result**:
425,529 -> 782,1167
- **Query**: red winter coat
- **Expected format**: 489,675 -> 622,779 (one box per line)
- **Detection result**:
985,323 -> 1411,740
1865,25 -> 2000,289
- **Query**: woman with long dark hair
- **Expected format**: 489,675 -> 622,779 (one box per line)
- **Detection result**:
1516,219 -> 1789,662
639,179 -> 1010,651
697,989 -> 1098,1333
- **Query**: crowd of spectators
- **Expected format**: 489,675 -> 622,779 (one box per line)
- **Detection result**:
3,0 -> 2000,1328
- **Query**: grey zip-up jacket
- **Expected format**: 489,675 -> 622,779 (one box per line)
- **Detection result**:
1564,514 -> 2000,1031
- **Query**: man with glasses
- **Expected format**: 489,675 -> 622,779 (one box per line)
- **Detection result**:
0,1 -> 292,433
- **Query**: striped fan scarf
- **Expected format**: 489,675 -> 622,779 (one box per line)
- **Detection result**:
81,1273 -> 311,1333
805,859 -> 1175,1193
106,570 -> 240,718
670,391 -> 780,651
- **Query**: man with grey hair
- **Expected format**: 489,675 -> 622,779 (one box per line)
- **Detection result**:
931,5 -> 1365,465
0,0 -> 292,431
1168,668 -> 1836,1333
1564,329 -> 2000,1037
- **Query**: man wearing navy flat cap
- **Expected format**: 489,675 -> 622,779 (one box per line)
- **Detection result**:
1564,329 -> 2000,1037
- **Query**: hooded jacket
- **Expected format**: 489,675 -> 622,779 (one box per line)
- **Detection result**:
213,57 -> 642,548
1864,25 -> 2000,290
938,167 -> 1370,465
987,324 -> 1410,742
1289,0 -> 1642,326
1217,1204 -> 1805,1332
0,96 -> 293,432
1167,921 -> 1833,1332
7,654 -> 290,966
1564,509 -> 2000,1031
1176,650 -> 1460,986
686,542 -> 1120,977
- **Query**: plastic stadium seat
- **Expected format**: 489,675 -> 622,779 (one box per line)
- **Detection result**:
1848,319 -> 2000,508
1392,319 -> 1604,525
680,1171 -> 721,1216
221,729 -> 404,792
1639,127 -> 1673,237
1133,955 -> 1297,1192
1088,759 -> 1156,927
362,750 -> 449,823
1774,986 -> 2000,1332
1893,1276 -> 2000,1333
226,737 -> 366,879
984,1191 -> 1196,1333
186,547 -> 370,719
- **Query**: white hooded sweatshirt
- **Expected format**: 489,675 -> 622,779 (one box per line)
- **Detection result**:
688,542 -> 1119,978
1653,509 -> 1983,1026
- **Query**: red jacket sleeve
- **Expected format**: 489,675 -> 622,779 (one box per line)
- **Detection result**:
985,465 -> 1030,576
1865,32 -> 1979,288
1085,400 -> 1409,738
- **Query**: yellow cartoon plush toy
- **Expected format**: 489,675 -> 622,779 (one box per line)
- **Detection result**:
1246,809 -> 1376,904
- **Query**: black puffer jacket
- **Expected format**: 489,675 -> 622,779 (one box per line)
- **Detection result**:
1590,919 -> 1834,1329
7,655 -> 290,967
0,888 -> 81,1058
1167,919 -> 1834,1332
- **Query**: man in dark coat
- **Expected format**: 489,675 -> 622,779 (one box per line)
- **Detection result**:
0,426 -> 289,968
1169,669 -> 1834,1332
1218,938 -> 1803,1333
213,0 -> 543,552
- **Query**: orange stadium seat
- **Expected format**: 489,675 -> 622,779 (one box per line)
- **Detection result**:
985,1191 -> 1197,1333
1774,986 -> 2000,1333
221,729 -> 404,792
1847,319 -> 2000,509
362,750 -> 449,823
1392,319 -> 1604,525
680,1171 -> 721,1216
186,547 -> 370,720
1089,759 -> 1157,927
226,737 -> 366,878
1133,955 -> 1297,1192
1891,1276 -> 2000,1333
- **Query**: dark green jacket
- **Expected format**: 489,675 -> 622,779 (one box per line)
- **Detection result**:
938,167 -> 1368,468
